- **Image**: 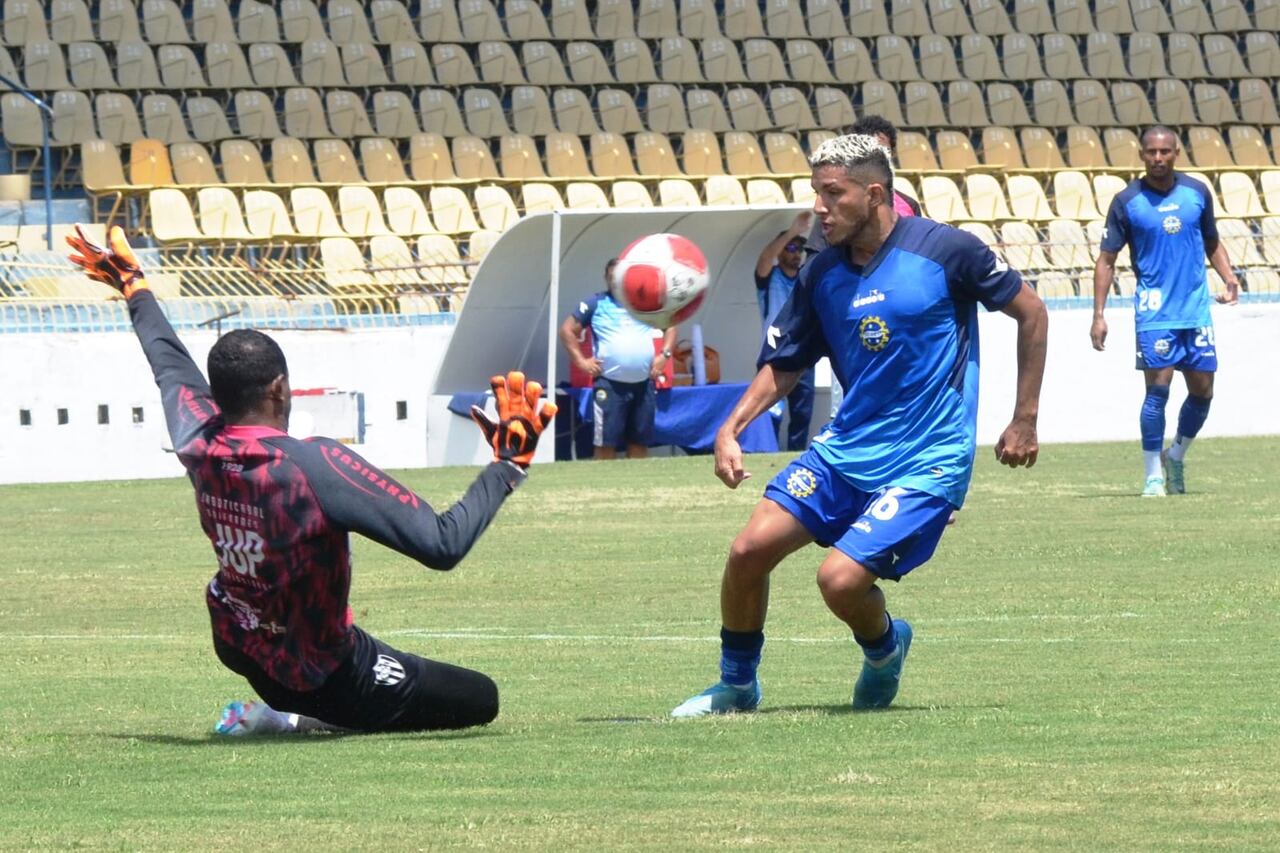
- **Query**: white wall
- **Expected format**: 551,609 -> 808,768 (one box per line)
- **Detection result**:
1,303 -> 1277,485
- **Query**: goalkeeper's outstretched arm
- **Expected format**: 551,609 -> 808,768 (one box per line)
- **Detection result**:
67,226 -> 221,451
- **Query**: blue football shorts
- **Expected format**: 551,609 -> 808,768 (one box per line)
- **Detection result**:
763,449 -> 955,581
1135,326 -> 1218,372
592,376 -> 656,448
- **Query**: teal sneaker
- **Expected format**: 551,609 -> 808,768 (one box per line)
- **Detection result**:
853,619 -> 913,710
671,680 -> 761,718
1161,452 -> 1185,495
215,700 -> 289,736
1142,476 -> 1166,497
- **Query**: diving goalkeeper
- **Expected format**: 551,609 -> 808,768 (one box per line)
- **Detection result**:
68,226 -> 557,735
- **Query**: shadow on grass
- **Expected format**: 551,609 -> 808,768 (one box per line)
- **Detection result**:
577,703 -> 962,723
103,729 -> 506,746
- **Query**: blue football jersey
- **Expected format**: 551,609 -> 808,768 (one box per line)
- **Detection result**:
1100,173 -> 1216,331
760,217 -> 1023,507
572,292 -> 658,383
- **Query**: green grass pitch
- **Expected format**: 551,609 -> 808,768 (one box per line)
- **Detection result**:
1,437 -> 1277,850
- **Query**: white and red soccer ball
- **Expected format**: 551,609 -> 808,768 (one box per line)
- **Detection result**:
612,233 -> 710,329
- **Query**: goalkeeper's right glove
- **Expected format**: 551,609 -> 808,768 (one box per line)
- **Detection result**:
66,224 -> 148,298
470,371 -> 558,469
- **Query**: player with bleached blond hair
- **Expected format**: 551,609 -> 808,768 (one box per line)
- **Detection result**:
672,134 -> 1049,717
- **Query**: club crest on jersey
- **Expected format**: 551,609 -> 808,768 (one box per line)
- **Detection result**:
372,654 -> 406,686
858,315 -> 891,352
595,388 -> 608,402
1162,215 -> 1182,235
785,467 -> 818,498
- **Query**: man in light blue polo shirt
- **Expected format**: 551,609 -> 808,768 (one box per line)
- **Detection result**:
559,259 -> 678,460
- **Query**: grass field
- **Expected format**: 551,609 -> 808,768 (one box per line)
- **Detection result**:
1,437 -> 1278,850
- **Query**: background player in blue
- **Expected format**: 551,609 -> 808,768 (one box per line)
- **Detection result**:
559,259 -> 677,460
1090,126 -> 1240,497
754,211 -> 815,451
672,134 -> 1048,717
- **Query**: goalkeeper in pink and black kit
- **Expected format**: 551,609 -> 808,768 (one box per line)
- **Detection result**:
67,226 -> 556,735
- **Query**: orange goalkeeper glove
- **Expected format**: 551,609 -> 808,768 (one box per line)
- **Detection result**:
470,371 -> 558,469
66,224 -> 148,298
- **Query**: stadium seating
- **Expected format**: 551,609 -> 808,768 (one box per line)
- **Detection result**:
2,0 -> 1278,309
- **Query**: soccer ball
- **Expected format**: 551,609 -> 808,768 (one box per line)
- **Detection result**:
613,233 -> 710,329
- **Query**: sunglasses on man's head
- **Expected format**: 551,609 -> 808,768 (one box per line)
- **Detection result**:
784,242 -> 805,252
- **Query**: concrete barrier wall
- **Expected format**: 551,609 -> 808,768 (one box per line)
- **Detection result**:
1,302 -> 1276,484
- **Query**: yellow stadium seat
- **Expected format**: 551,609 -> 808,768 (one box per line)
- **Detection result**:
52,90 -> 96,145
283,88 -> 332,139
522,41 -> 571,86
326,90 -> 374,138
1021,127 -> 1067,169
417,234 -> 469,288
462,88 -> 511,138
369,233 -> 426,288
292,187 -> 348,238
919,34 -> 962,81
370,0 -> 414,42
681,129 -> 725,176
1007,175 -> 1054,221
611,180 -> 653,208
1052,171 -> 1101,218
896,131 -> 939,170
831,36 -> 877,82
679,0 -> 721,38
787,39 -> 836,84
1131,0 -> 1173,31
566,40 -> 617,85
357,138 -> 408,184
342,42 -> 391,86
723,131 -> 768,176
936,130 -> 979,171
157,44 -> 208,90
553,88 -> 601,135
191,0 -> 236,42
791,178 -> 816,204
149,188 -> 202,245
768,87 -> 818,133
1072,80 -> 1117,126
338,185 -> 392,237
23,40 -> 71,90
959,33 -> 1004,80
221,140 -> 270,184
999,221 -> 1052,271
234,90 -> 283,140
409,133 -> 459,182
1167,32 -> 1209,78
320,236 -> 377,291
1219,172 -> 1266,217
238,0 -> 280,41
905,81 -> 947,128
245,190 -> 301,240
660,35 -> 704,84
82,140 -> 127,191
636,0 -> 679,38
197,187 -> 256,243
67,41 -> 115,89
1153,78 -> 1196,126
764,0 -> 808,36
508,86 -> 554,136
590,132 -> 638,178
474,184 -> 520,231
129,138 -> 174,186
270,137 -> 318,183
550,0 -> 594,39
460,0 -> 507,41
920,176 -> 971,221
1014,0 -> 1054,32
1110,82 -> 1155,126
95,93 -> 144,145
314,138 -> 362,183
498,134 -> 544,180
1084,32 -> 1127,78
1216,218 -> 1265,267
743,38 -> 789,83
419,89 -> 466,137
804,0 -> 849,35
986,82 -> 1031,126
114,40 -> 161,89
100,0 -> 143,41
477,40 -> 526,86
419,0 -> 463,41
588,93 -> 638,145
384,186 -> 438,236
862,81 -> 907,126
1001,33 -> 1045,78
764,132 -> 809,174
1092,174 -> 1128,214
247,43 -> 298,87
965,173 -> 1013,220
205,42 -> 253,89
849,0 -> 891,35
521,181 -> 565,214
429,186 -> 481,234
168,141 -> 219,188
371,91 -> 420,139
947,80 -> 992,126
566,181 -> 610,209
1186,126 -> 1234,169
705,175 -> 746,206
1043,33 -> 1086,78
635,132 -> 682,176
1193,83 -> 1238,125
143,0 -> 192,42
876,34 -> 920,81
546,132 -> 594,179
645,84 -> 690,134
50,0 -> 93,43
979,126 -> 1024,169
1031,79 -> 1075,127
658,178 -> 700,207
1054,0 -> 1095,32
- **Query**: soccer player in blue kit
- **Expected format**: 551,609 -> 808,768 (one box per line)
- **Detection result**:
672,134 -> 1048,717
1090,126 -> 1240,497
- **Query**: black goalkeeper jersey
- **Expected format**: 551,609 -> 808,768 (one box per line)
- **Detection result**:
129,290 -> 524,690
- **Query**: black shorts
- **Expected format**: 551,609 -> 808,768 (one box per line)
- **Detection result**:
214,627 -> 498,732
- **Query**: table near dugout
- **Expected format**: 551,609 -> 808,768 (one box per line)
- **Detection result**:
448,384 -> 779,459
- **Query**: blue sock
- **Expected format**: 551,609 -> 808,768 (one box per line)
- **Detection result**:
1177,394 -> 1212,440
855,614 -> 897,661
1140,385 -> 1170,452
719,628 -> 764,687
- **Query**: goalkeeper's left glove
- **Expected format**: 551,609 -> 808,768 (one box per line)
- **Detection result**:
66,224 -> 148,298
470,371 -> 558,469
